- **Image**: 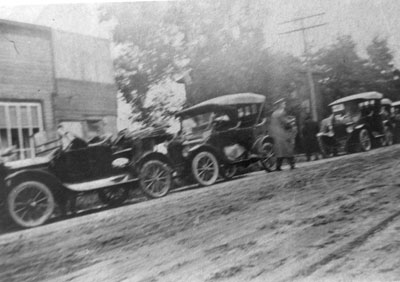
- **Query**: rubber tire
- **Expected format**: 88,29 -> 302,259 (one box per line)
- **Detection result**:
259,142 -> 276,172
139,160 -> 172,199
98,187 -> 129,206
7,181 -> 55,228
359,129 -> 372,151
191,151 -> 219,186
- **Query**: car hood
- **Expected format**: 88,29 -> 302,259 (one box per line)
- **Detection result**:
5,156 -> 51,171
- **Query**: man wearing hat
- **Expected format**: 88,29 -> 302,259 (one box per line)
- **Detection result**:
269,98 -> 296,170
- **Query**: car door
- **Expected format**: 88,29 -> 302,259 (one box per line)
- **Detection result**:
235,104 -> 259,151
52,138 -> 91,183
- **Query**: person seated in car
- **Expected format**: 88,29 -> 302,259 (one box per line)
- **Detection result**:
343,103 -> 361,124
57,124 -> 87,150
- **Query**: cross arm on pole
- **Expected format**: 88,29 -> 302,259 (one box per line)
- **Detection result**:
279,23 -> 328,35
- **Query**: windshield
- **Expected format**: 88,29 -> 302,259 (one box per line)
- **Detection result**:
332,101 -> 361,123
181,112 -> 213,137
33,130 -> 62,156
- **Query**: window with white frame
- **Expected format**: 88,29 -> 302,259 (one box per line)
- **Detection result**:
0,102 -> 44,160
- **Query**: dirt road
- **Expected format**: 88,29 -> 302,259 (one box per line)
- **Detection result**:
1,146 -> 400,282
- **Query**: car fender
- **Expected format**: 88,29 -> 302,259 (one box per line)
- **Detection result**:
348,124 -> 370,144
135,151 -> 171,170
5,169 -> 67,203
354,124 -> 365,130
188,144 -> 224,162
252,135 -> 274,153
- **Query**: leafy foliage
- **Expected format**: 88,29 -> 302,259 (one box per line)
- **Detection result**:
312,35 -> 400,117
100,2 -> 400,126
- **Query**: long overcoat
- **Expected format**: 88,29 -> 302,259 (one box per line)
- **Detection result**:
269,108 -> 295,158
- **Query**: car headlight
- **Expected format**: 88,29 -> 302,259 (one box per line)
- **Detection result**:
346,125 -> 354,133
182,146 -> 190,157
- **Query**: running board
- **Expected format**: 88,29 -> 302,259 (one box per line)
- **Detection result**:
64,174 -> 138,192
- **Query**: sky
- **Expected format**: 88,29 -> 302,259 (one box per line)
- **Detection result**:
1,0 -> 399,128
0,0 -> 399,65
265,0 -> 400,65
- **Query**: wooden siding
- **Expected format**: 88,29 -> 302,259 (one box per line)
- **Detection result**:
0,22 -> 55,130
54,78 -> 117,121
52,30 -> 115,84
0,20 -> 117,132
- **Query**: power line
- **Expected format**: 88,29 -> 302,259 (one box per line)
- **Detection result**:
279,13 -> 327,121
279,12 -> 325,25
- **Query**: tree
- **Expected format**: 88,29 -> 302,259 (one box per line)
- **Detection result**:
99,2 -> 187,124
100,1 -> 278,125
365,37 -> 400,101
311,35 -> 372,116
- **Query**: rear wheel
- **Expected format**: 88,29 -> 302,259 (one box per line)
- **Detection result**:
192,151 -> 219,186
359,129 -> 372,151
259,141 -> 276,172
98,187 -> 129,206
139,160 -> 172,198
7,181 -> 55,228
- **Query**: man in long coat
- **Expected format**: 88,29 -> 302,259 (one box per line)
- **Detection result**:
269,99 -> 296,170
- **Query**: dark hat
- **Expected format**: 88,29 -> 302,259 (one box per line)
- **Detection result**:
273,98 -> 286,106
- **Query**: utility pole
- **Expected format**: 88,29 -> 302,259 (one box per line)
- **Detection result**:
279,13 -> 327,121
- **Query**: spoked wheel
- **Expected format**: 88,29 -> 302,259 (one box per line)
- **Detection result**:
139,160 -> 172,198
191,151 -> 219,186
259,142 -> 276,172
383,126 -> 394,146
98,186 -> 129,206
359,129 -> 372,151
7,181 -> 55,228
221,164 -> 237,180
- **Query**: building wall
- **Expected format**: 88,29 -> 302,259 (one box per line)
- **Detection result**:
0,20 -> 55,130
51,30 -> 117,136
0,20 -> 118,158
52,30 -> 114,83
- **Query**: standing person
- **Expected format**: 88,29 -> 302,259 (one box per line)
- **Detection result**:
302,114 -> 320,161
269,98 -> 296,170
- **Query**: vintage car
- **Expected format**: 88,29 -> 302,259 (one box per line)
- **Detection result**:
0,127 -> 173,228
391,100 -> 400,143
167,93 -> 275,186
317,91 -> 392,156
392,101 -> 400,112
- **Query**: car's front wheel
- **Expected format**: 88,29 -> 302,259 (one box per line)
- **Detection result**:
359,129 -> 372,151
259,141 -> 276,172
139,160 -> 172,198
7,181 -> 55,228
191,151 -> 219,186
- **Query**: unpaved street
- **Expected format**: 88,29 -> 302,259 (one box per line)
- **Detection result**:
1,146 -> 400,282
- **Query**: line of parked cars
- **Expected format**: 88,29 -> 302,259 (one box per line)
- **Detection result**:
317,91 -> 398,157
3,90 -> 397,229
0,93 -> 275,228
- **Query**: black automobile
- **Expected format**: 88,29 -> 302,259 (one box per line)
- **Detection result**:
391,101 -> 400,143
0,127 -> 173,228
167,93 -> 275,186
318,91 -> 392,156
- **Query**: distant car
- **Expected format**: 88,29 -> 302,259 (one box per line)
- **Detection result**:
318,91 -> 392,156
391,100 -> 400,143
167,93 -> 275,186
0,127 -> 173,228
